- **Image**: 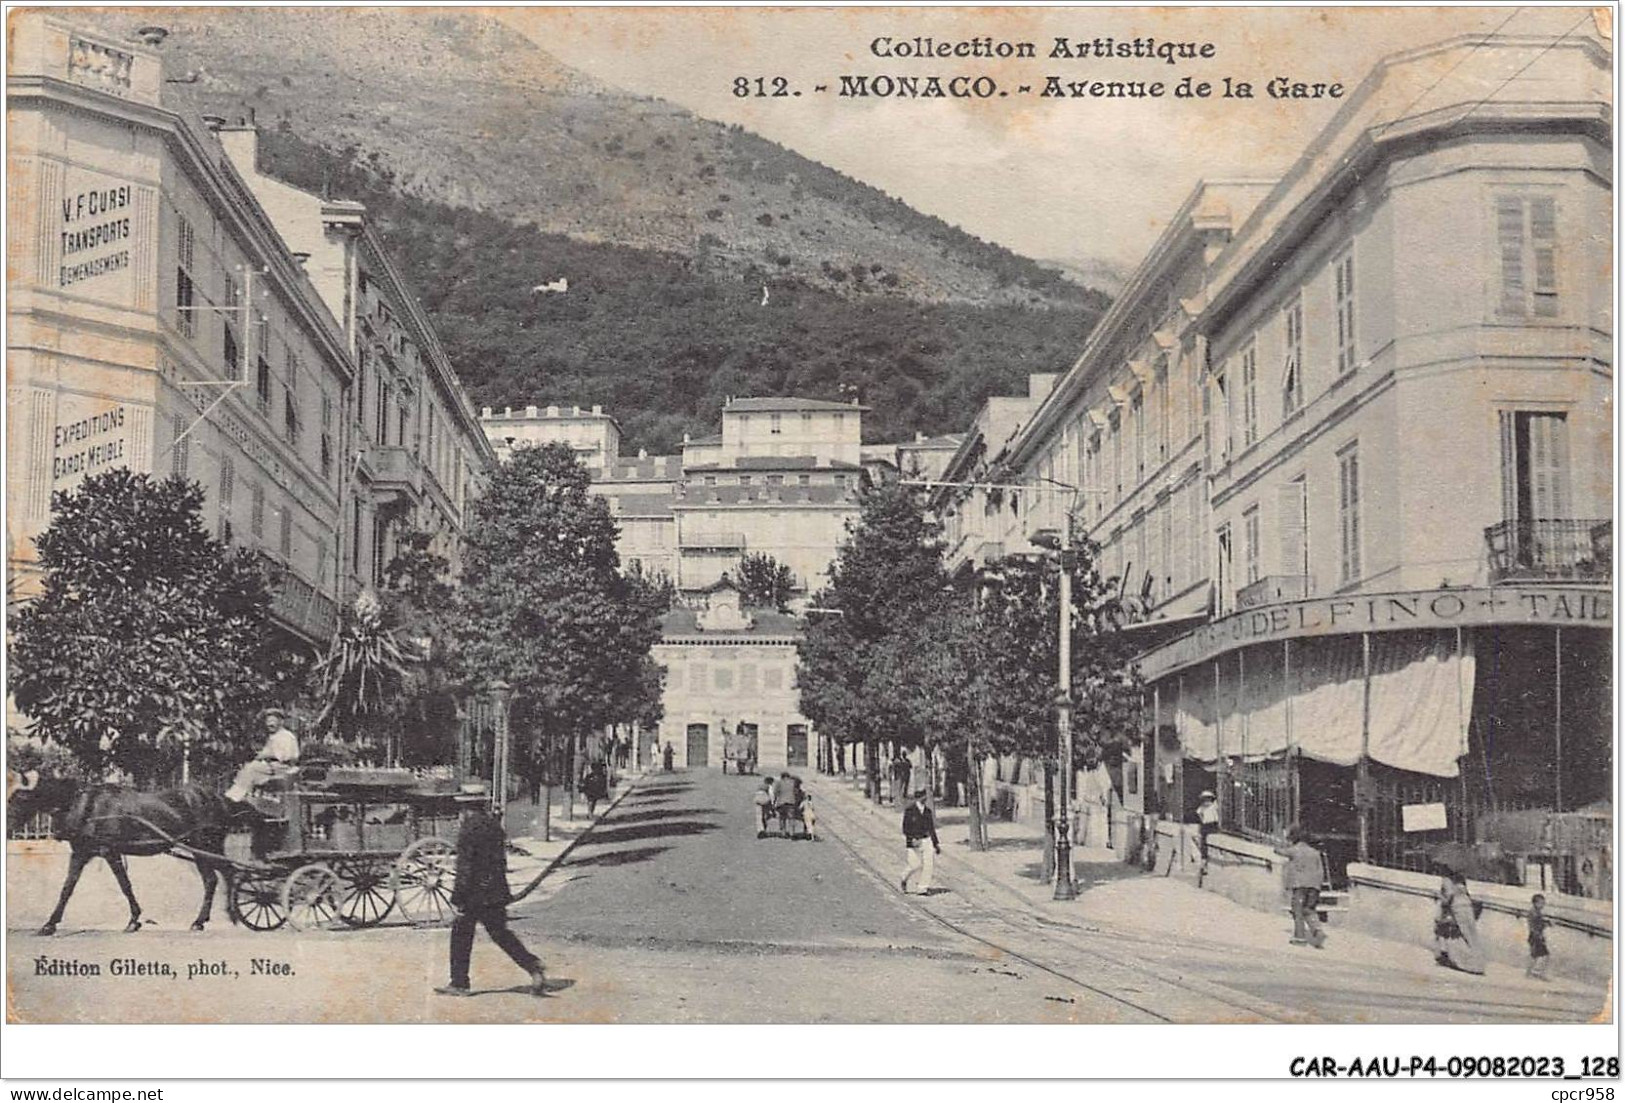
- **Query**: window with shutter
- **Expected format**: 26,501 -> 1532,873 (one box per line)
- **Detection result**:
250,482 -> 265,539
1240,340 -> 1259,447
1242,505 -> 1261,586
218,457 -> 235,540
1333,248 -> 1356,373
279,507 -> 292,558
172,414 -> 189,478
1282,296 -> 1303,416
1497,196 -> 1560,319
1279,478 -> 1307,583
1337,443 -> 1361,584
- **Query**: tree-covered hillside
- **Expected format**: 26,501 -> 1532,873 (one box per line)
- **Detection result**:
259,132 -> 1106,454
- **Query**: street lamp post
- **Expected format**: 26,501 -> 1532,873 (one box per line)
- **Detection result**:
1053,511 -> 1078,901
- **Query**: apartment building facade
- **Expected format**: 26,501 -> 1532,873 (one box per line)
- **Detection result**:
7,17 -> 356,647
217,125 -> 495,588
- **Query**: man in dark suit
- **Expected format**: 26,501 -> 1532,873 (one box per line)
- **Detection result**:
435,796 -> 547,997
901,789 -> 940,894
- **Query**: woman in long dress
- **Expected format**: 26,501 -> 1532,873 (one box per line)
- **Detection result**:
1433,871 -> 1487,974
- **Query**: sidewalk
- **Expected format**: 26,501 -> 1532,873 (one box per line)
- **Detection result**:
504,768 -> 645,895
810,773 -> 1607,1023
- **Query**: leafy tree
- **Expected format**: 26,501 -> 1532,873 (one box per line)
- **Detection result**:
446,443 -> 665,830
9,469 -> 275,783
736,552 -> 796,611
310,589 -> 408,761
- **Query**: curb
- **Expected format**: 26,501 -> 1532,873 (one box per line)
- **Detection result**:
511,772 -> 646,903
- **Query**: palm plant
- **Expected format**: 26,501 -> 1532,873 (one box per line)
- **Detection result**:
312,590 -> 407,762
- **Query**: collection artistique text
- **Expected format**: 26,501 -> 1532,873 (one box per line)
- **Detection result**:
870,36 -> 1218,63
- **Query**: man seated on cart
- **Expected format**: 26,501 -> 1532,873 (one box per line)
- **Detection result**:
225,707 -> 300,812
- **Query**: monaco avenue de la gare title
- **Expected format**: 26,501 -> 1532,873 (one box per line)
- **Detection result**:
869,36 -> 1220,63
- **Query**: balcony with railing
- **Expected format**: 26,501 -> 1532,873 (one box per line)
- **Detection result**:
1237,574 -> 1314,610
1484,519 -> 1611,583
364,444 -> 423,509
679,532 -> 746,553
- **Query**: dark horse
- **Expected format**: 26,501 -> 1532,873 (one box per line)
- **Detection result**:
8,773 -> 241,935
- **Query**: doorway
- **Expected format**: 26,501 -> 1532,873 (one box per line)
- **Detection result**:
685,723 -> 710,768
786,724 -> 809,768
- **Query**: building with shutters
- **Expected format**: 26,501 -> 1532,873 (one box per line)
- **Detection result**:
7,14 -> 493,656
7,16 -> 356,648
941,34 -> 1612,907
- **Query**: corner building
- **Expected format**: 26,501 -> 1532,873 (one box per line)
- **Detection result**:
974,35 -> 1612,906
8,17 -> 356,646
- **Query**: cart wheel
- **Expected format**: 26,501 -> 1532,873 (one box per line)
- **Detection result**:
392,838 -> 457,926
282,863 -> 341,931
333,857 -> 396,927
230,870 -> 288,932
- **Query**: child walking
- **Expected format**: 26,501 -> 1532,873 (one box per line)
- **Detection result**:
1526,893 -> 1551,980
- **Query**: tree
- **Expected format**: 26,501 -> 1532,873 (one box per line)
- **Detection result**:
310,589 -> 408,761
10,469 -> 275,783
798,481 -> 946,802
736,552 -> 796,611
446,443 -> 665,831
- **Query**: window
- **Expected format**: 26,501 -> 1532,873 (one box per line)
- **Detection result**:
1156,368 -> 1171,460
283,385 -> 299,445
351,498 -> 363,571
175,216 -> 196,338
251,349 -> 270,415
834,414 -> 845,429
1499,411 -> 1571,525
767,474 -> 783,486
278,507 -> 293,559
1496,196 -> 1559,318
739,475 -> 752,487
171,414 -> 189,479
797,474 -> 810,486
1242,504 -> 1261,586
1158,501 -> 1173,598
770,413 -> 782,435
1132,395 -> 1146,480
704,475 -> 717,487
217,456 -> 234,540
1215,523 -> 1233,614
1111,414 -> 1123,495
1187,481 -> 1203,580
399,404 -> 409,449
1240,340 -> 1258,448
376,382 -> 390,444
250,482 -> 265,539
1282,295 -> 1303,416
1333,248 -> 1356,373
1337,443 -> 1361,585
1280,477 -> 1309,582
1210,366 -> 1231,462
355,356 -> 367,426
801,413 -> 812,428
320,393 -> 334,481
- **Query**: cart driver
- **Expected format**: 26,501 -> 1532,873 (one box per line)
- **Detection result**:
225,707 -> 300,806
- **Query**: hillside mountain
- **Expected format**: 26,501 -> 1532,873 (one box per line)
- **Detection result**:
149,7 -> 1094,308
251,131 -> 1102,455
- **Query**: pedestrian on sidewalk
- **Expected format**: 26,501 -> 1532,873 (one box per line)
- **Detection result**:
662,742 -> 675,772
1432,871 -> 1487,975
1274,825 -> 1327,949
435,795 -> 547,997
1526,893 -> 1551,980
1196,790 -> 1219,864
900,789 -> 940,895
889,753 -> 912,805
772,771 -> 799,837
801,793 -> 818,841
583,761 -> 609,818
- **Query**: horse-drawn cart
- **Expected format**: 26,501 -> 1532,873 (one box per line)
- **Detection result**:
224,767 -> 479,933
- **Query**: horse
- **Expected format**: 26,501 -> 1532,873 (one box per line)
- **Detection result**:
7,771 -> 243,936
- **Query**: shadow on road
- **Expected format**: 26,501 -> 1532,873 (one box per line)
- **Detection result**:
564,845 -> 671,869
631,783 -> 693,798
584,819 -> 721,847
605,807 -> 723,826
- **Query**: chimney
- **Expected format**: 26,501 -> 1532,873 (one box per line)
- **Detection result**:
291,251 -> 311,269
592,405 -> 603,415
545,405 -> 558,417
504,406 -> 513,417
638,448 -> 648,459
481,407 -> 493,418
916,431 -> 926,443
683,433 -> 691,444
134,26 -> 169,47
528,405 -> 540,418
201,114 -> 227,132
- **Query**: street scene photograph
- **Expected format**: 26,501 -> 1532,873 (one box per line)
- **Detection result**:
2,1 -> 1617,1074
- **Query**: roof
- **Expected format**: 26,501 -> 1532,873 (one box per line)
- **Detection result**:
685,456 -> 862,472
658,607 -> 807,641
608,491 -> 677,517
599,455 -> 683,481
723,397 -> 870,414
683,434 -> 724,447
673,485 -> 856,507
899,434 -> 964,450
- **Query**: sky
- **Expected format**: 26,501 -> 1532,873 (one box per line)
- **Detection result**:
503,4 -> 1604,272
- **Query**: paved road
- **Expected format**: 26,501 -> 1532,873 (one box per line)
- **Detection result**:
6,771 -> 1605,1025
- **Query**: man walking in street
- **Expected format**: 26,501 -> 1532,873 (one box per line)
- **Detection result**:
436,793 -> 548,997
901,789 -> 940,895
1275,825 -> 1327,949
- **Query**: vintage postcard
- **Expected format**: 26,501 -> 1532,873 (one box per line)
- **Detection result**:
3,1 -> 1615,1067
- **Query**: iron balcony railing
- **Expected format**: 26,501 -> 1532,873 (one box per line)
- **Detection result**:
257,552 -> 340,643
1236,574 -> 1314,610
1484,518 -> 1611,582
